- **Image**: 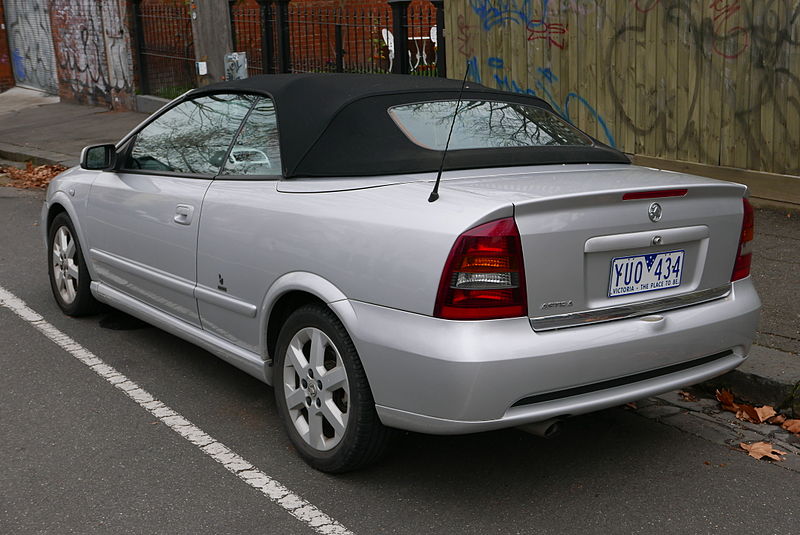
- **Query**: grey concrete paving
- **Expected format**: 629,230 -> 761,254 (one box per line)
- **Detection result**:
0,87 -> 146,167
751,205 -> 800,355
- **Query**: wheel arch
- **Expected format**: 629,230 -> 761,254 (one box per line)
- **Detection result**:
45,194 -> 98,281
261,272 -> 359,365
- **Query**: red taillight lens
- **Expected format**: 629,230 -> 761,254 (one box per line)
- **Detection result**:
434,217 -> 527,320
731,198 -> 754,281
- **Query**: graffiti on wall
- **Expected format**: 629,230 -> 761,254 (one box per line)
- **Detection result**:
454,0 -> 800,175
607,0 -> 800,170
4,0 -> 59,93
477,55 -> 616,147
51,0 -> 134,108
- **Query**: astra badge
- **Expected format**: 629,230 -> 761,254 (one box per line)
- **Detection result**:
541,300 -> 574,310
648,202 -> 662,222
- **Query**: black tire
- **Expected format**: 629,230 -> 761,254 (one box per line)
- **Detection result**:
47,212 -> 99,316
273,303 -> 393,473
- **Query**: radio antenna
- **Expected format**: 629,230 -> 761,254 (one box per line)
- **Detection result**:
428,63 -> 471,203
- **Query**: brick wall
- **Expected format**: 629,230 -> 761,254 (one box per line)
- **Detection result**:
49,0 -> 136,110
0,1 -> 15,91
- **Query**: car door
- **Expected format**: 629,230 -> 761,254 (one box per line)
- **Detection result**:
85,93 -> 255,326
196,97 -> 284,352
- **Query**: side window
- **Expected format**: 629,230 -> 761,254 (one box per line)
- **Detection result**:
220,97 -> 282,176
126,94 -> 254,175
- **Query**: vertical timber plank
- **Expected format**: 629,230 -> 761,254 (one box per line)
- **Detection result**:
675,4 -> 690,163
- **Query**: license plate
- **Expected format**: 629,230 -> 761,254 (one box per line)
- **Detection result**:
608,250 -> 684,297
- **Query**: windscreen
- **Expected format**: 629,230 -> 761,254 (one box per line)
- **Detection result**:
389,100 -> 592,151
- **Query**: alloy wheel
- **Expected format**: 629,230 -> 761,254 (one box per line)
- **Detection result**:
52,225 -> 79,305
282,327 -> 350,451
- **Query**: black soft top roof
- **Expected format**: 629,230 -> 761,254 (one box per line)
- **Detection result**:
189,73 -> 628,178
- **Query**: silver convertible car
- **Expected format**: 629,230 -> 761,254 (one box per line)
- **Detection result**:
43,74 -> 760,472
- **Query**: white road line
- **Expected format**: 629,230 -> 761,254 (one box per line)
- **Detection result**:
0,285 -> 353,535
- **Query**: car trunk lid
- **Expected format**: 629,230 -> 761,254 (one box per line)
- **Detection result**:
444,165 -> 747,328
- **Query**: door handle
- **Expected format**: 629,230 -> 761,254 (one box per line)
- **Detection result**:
173,204 -> 194,225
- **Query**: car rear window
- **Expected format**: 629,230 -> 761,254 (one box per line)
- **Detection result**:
388,100 -> 592,151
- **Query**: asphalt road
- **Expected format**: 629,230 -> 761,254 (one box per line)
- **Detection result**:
2,186 -> 799,534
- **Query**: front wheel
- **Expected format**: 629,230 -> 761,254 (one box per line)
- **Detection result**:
273,304 -> 392,472
47,212 -> 99,316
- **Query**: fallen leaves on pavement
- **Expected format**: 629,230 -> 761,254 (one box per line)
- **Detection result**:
768,414 -> 787,425
715,389 -> 776,423
716,389 -> 800,440
0,162 -> 66,189
678,390 -> 698,402
783,419 -> 800,435
739,442 -> 788,461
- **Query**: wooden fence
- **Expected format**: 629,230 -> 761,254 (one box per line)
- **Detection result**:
446,0 -> 800,178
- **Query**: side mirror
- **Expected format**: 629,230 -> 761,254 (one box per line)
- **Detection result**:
80,144 -> 117,171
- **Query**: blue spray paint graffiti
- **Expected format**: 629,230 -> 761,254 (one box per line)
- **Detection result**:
468,0 -> 533,30
470,0 -> 563,31
467,56 -> 482,84
11,48 -> 26,81
475,56 -> 616,147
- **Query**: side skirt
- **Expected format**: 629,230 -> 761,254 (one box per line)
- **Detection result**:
91,282 -> 270,385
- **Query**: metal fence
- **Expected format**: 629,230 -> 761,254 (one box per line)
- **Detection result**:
230,1 -> 443,77
133,0 -> 196,99
405,1 -> 439,76
229,2 -> 272,76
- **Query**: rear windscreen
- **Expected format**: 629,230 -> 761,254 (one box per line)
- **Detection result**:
389,100 -> 592,151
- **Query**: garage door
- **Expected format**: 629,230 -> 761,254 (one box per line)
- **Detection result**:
4,0 -> 58,94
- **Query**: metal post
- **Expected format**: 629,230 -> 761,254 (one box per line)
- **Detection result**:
275,0 -> 291,73
334,23 -> 344,73
257,0 -> 275,73
131,0 -> 150,95
430,0 -> 446,77
388,0 -> 411,75
228,1 -> 238,51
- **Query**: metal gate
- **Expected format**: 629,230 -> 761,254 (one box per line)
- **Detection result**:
3,0 -> 59,93
133,0 -> 196,99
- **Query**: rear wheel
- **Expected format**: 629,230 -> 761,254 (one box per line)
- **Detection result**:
273,304 -> 392,472
47,212 -> 98,316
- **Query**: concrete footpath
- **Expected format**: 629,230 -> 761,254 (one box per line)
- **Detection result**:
1,87 -> 798,414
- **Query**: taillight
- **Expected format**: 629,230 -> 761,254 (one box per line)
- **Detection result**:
731,198 -> 754,281
434,217 -> 527,320
622,189 -> 688,200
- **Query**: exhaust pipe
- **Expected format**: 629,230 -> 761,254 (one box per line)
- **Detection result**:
518,418 -> 563,439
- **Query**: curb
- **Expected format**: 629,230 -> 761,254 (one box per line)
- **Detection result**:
699,345 -> 799,417
0,141 -> 77,167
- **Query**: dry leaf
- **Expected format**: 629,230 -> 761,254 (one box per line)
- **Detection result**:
754,405 -> 777,423
782,419 -> 800,435
679,390 -> 698,402
625,402 -> 638,409
0,163 -> 66,189
717,390 -> 777,424
735,404 -> 778,424
740,442 -> 788,461
768,414 -> 787,425
716,389 -> 737,412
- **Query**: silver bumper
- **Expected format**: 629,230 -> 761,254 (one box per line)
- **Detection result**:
338,279 -> 761,434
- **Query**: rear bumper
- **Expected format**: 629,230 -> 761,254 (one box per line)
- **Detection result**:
338,278 -> 760,434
